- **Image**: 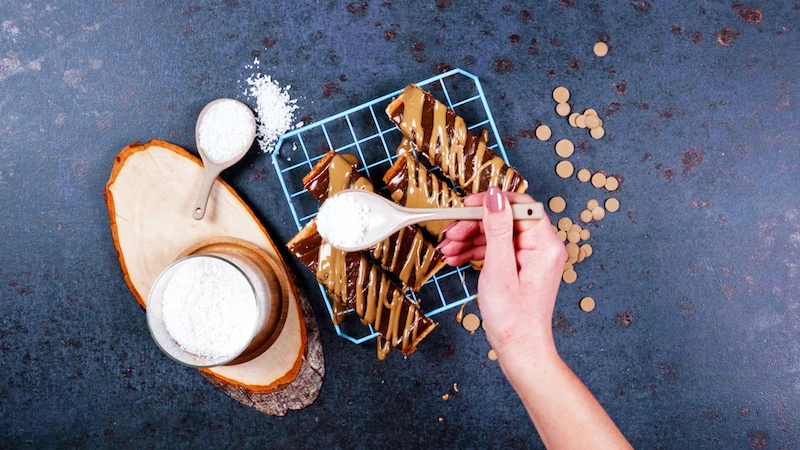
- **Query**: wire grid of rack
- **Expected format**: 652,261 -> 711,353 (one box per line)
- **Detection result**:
271,68 -> 512,344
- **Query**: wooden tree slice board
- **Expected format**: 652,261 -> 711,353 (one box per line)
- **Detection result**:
105,139 -> 324,416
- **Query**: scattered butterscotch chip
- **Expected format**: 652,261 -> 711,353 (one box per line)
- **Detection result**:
605,198 -> 620,212
558,217 -> 573,231
438,417 -> 444,423
567,231 -> 580,243
594,41 -> 609,57
556,160 -> 575,178
552,225 -> 558,233
462,313 -> 481,333
585,114 -> 601,129
576,114 -> 587,128
587,199 -> 600,210
562,269 -> 577,284
584,108 -> 598,117
556,102 -> 571,117
566,242 -> 579,262
553,86 -> 570,103
577,247 -> 586,263
604,176 -> 619,192
591,206 -> 606,221
580,228 -> 591,240
591,173 -> 606,188
580,209 -> 593,223
569,224 -> 582,233
568,113 -> 579,127
536,125 -> 552,141
557,230 -> 567,241
442,394 -> 449,401
580,297 -> 596,312
555,139 -> 575,158
580,243 -> 593,257
549,196 -> 566,213
488,349 -> 498,361
563,262 -> 573,273
590,127 -> 605,139
577,169 -> 591,182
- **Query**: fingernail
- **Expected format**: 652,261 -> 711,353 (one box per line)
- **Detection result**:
487,186 -> 504,213
436,239 -> 450,250
441,221 -> 458,235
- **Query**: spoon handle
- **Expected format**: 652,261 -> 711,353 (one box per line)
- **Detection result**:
192,166 -> 222,220
402,202 -> 545,222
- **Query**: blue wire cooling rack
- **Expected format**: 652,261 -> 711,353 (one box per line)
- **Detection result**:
271,68 -> 512,345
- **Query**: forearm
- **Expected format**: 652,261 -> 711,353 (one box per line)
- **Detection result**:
499,344 -> 631,450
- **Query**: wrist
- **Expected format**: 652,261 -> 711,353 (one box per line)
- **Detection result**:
495,332 -> 561,384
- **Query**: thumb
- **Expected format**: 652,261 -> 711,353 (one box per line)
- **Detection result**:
481,186 -> 518,284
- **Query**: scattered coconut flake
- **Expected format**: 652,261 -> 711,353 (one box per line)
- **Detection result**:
244,73 -> 299,153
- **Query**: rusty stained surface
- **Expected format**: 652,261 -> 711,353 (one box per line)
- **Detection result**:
0,1 -> 799,448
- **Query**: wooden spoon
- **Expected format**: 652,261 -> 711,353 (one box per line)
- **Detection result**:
192,98 -> 257,220
317,189 -> 544,252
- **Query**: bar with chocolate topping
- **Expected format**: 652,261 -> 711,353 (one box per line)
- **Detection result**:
287,221 -> 438,359
383,152 -> 464,239
303,151 -> 445,291
386,84 -> 528,194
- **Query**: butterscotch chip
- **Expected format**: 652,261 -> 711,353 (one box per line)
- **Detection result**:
580,297 -> 596,312
580,209 -> 593,223
555,139 -> 575,158
549,196 -> 566,213
557,230 -> 567,241
563,262 -> 573,273
591,173 -> 606,188
567,231 -> 580,243
585,114 -> 601,129
590,127 -> 605,139
577,247 -> 586,262
605,198 -> 620,212
577,169 -> 591,182
552,225 -> 558,233
558,217 -> 573,231
562,270 -> 577,284
580,243 -> 593,257
594,41 -> 609,57
591,206 -> 606,220
605,176 -> 619,192
556,160 -> 574,178
488,349 -> 498,361
442,394 -> 449,400
556,102 -> 571,117
568,113 -> 579,127
462,313 -> 481,333
566,242 -> 579,260
553,86 -> 570,103
536,125 -> 552,141
580,228 -> 591,240
576,114 -> 587,128
587,199 -> 599,210
569,224 -> 582,233
584,108 -> 598,117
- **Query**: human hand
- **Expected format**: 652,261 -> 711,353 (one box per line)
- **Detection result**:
437,187 -> 566,362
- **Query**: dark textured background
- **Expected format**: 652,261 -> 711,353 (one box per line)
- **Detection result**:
1,0 -> 799,448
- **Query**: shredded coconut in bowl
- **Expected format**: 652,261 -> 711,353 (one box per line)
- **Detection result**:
317,194 -> 371,248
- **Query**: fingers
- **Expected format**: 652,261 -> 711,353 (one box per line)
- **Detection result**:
480,186 -> 519,286
438,234 -> 487,257
442,220 -> 482,242
444,246 -> 486,266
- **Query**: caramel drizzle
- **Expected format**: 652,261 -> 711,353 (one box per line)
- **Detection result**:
395,86 -> 526,194
389,154 -> 463,237
318,152 -> 441,291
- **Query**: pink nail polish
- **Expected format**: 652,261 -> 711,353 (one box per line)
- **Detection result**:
487,186 -> 504,212
441,221 -> 458,235
436,239 -> 450,250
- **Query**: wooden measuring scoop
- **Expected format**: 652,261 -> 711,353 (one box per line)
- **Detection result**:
192,98 -> 257,220
317,189 -> 544,252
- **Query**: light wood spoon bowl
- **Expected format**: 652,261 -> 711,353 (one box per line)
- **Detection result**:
317,189 -> 544,252
192,98 -> 257,220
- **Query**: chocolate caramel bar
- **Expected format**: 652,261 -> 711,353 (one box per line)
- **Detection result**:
287,221 -> 437,358
386,85 -> 528,194
303,151 -> 445,291
383,152 -> 463,238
